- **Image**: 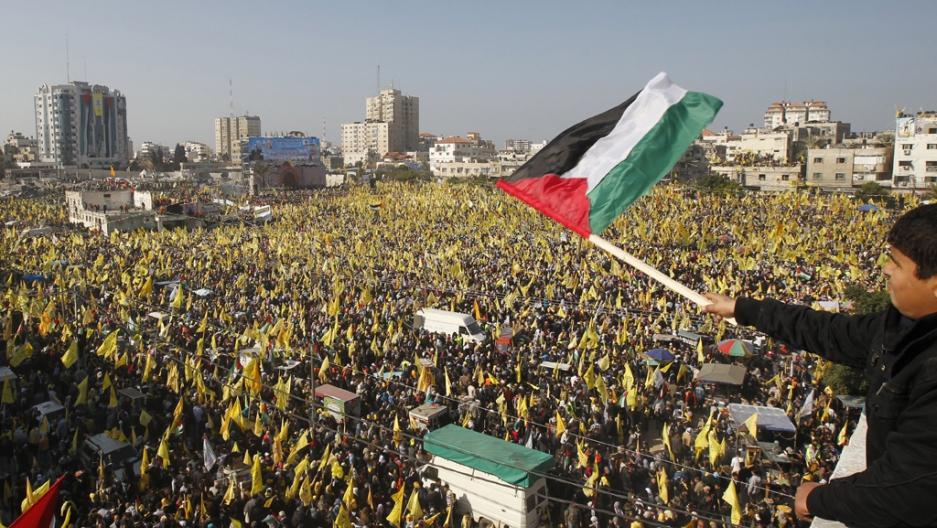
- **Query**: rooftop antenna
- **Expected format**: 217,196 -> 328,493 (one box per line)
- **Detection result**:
377,64 -> 380,93
322,119 -> 326,140
65,34 -> 70,83
83,59 -> 87,82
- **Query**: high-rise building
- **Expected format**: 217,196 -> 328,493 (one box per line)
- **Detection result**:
214,115 -> 261,161
342,88 -> 419,166
34,82 -> 130,167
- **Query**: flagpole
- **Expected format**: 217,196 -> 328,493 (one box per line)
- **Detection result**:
587,234 -> 737,325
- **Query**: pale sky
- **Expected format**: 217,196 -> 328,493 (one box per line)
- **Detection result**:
2,0 -> 935,149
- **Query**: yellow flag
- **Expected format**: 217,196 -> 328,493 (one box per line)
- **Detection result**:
250,454 -> 264,496
75,376 -> 88,405
108,385 -> 118,408
555,412 -> 566,438
1,379 -> 13,404
697,338 -> 705,364
157,435 -> 171,468
722,480 -> 742,525
223,477 -> 237,505
662,423 -> 674,460
334,504 -> 353,528
744,412 -> 758,440
406,486 -> 424,519
386,485 -> 406,527
61,340 -> 79,369
393,415 -> 402,447
658,467 -> 669,504
838,420 -> 849,446
597,353 -> 610,371
286,432 -> 308,465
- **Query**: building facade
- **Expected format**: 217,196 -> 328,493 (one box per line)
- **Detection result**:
712,164 -> 803,192
429,133 -> 497,176
342,89 -> 419,166
214,115 -> 261,161
763,100 -> 831,129
35,82 -> 130,167
4,131 -> 38,164
807,147 -> 892,190
723,129 -> 792,164
892,112 -> 937,190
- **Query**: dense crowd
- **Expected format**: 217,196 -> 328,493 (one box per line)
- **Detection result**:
0,182 -> 904,527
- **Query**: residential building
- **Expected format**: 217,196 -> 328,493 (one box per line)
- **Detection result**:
184,141 -> 211,162
342,88 -> 419,166
721,129 -> 792,164
429,133 -> 497,176
65,189 -> 155,235
365,89 -> 419,151
892,111 -> 937,190
136,142 -> 170,163
34,82 -> 130,167
807,147 -> 892,190
341,121 -> 387,166
712,164 -> 803,192
4,131 -> 38,164
214,115 -> 261,161
763,100 -> 831,129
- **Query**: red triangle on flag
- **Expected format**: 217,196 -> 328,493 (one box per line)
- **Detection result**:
11,475 -> 65,528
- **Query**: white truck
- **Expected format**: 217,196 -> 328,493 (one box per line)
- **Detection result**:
414,308 -> 487,343
421,425 -> 552,527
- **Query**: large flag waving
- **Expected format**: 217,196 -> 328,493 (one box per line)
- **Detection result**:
497,72 -> 721,238
11,475 -> 65,528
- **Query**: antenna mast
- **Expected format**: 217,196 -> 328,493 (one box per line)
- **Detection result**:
65,34 -> 70,83
229,78 -> 235,117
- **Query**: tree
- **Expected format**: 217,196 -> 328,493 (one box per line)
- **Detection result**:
854,181 -> 890,202
692,173 -> 742,193
924,184 -> 937,201
173,144 -> 187,164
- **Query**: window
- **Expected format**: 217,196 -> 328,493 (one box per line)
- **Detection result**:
758,174 -> 766,181
835,173 -> 846,180
902,144 -> 913,152
836,157 -> 846,164
930,128 -> 937,134
812,173 -> 822,180
813,157 -> 823,164
928,144 -> 937,150
927,161 -> 937,172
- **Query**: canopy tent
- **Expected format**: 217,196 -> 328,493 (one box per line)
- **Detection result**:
728,403 -> 796,434
423,425 -> 554,488
645,348 -> 675,362
695,363 -> 747,385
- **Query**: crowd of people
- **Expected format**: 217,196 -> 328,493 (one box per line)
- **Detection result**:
0,181 -> 902,527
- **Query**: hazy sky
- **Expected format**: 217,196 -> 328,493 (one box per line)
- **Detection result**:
2,0 -> 935,149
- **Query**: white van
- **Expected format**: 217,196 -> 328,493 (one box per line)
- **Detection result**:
414,308 -> 486,343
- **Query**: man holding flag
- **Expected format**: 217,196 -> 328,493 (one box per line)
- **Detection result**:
704,204 -> 937,527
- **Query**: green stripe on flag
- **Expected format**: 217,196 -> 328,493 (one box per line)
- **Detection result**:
586,91 -> 722,234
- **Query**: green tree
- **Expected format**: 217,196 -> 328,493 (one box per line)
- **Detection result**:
692,173 -> 741,193
854,181 -> 890,202
924,184 -> 937,201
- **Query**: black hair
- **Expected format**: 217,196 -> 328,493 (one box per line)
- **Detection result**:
886,203 -> 937,279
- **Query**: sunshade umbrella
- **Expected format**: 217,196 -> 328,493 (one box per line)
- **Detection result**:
645,348 -> 675,362
717,339 -> 753,358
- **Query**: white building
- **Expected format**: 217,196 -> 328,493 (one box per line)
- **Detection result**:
764,100 -> 831,129
184,141 -> 211,162
214,115 -> 260,161
4,131 -> 38,164
34,82 -> 130,167
65,189 -> 155,235
712,164 -> 803,192
429,133 -> 498,176
136,142 -> 169,163
892,111 -> 937,190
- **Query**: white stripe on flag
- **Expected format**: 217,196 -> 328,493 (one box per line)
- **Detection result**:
562,72 -> 687,193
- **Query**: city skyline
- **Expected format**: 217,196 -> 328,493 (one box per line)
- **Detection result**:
2,0 -> 936,149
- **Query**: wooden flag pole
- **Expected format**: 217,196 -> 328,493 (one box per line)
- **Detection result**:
588,234 -> 737,326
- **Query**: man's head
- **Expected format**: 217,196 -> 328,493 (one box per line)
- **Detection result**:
884,204 -> 937,319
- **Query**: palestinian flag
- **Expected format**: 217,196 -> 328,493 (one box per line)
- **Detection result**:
497,72 -> 722,237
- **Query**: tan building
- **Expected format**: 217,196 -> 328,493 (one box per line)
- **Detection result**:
343,89 -> 419,166
214,115 -> 261,161
723,129 -> 792,164
712,164 -> 803,192
807,147 -> 892,190
892,111 -> 937,190
366,89 -> 419,152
